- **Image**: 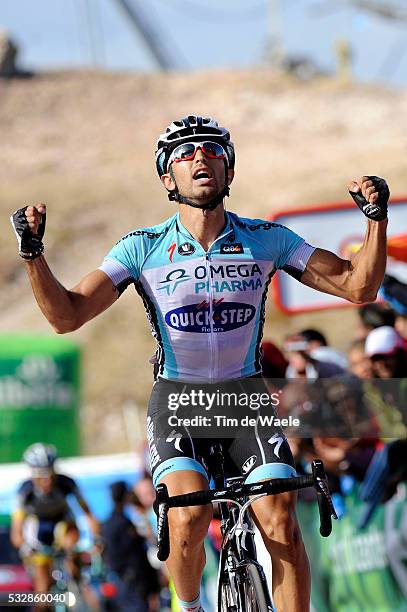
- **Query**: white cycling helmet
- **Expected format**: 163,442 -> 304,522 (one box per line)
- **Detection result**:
23,443 -> 57,471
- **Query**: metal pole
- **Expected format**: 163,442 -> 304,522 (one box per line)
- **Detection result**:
113,0 -> 172,70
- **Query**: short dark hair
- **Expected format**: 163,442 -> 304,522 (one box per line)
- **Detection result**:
300,329 -> 328,346
358,304 -> 396,329
110,480 -> 129,504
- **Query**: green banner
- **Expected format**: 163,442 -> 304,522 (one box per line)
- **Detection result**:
0,334 -> 80,462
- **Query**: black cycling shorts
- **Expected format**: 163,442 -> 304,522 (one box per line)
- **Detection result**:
147,377 -> 296,488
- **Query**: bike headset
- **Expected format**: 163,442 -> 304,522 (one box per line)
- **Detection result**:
23,442 -> 57,476
155,115 -> 235,211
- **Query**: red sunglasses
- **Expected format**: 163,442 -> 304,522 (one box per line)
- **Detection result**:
167,141 -> 226,168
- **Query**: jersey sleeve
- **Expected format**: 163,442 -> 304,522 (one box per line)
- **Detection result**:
274,225 -> 315,279
99,233 -> 144,294
57,474 -> 80,496
12,481 -> 31,516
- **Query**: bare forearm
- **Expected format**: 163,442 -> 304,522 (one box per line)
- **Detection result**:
302,219 -> 387,303
346,218 -> 387,302
12,204 -> 118,330
24,257 -> 118,333
25,256 -> 78,332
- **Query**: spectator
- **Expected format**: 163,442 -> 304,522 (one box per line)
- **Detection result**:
362,327 -> 407,436
300,328 -> 348,370
296,438 -> 407,611
381,274 -> 407,340
284,333 -> 346,379
260,340 -> 288,378
133,472 -> 155,511
355,303 -> 396,341
102,481 -> 160,612
132,471 -> 158,543
365,326 -> 407,379
347,339 -> 373,379
298,328 -> 328,348
381,274 -> 407,315
395,314 -> 407,341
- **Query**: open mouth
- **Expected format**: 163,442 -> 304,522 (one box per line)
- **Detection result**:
193,168 -> 213,181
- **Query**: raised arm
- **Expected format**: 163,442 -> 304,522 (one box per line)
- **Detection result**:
301,176 -> 388,304
11,204 -> 118,333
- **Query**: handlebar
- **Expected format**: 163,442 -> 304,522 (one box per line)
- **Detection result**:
156,459 -> 337,561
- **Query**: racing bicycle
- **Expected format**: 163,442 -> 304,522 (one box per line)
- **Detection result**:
155,443 -> 337,611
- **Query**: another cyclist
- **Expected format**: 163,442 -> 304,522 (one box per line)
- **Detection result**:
10,115 -> 389,611
10,443 -> 99,598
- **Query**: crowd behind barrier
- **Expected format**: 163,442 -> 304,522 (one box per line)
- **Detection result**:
5,278 -> 407,611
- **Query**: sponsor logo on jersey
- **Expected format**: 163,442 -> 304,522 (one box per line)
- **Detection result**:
220,242 -> 244,254
157,263 -> 264,296
194,262 -> 262,279
235,220 -> 284,231
195,278 -> 263,294
267,433 -> 284,458
242,455 -> 257,474
165,301 -> 256,333
178,242 -> 195,256
157,269 -> 191,295
166,430 -> 183,452
167,242 -> 176,262
117,226 -> 170,244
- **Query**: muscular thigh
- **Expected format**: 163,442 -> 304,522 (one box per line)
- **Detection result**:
249,489 -> 297,527
161,470 -> 213,539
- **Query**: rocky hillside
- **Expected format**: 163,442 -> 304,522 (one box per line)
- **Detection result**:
1,69 -> 406,453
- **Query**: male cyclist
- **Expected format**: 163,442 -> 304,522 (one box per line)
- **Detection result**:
10,115 -> 389,611
10,443 -> 99,598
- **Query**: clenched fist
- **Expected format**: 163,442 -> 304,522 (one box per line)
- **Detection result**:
10,204 -> 46,260
348,176 -> 389,221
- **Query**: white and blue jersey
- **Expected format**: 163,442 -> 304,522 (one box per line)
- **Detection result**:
100,211 -> 314,383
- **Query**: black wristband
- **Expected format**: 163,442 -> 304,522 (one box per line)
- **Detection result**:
19,244 -> 45,261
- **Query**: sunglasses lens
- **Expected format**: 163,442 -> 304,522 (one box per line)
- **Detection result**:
202,142 -> 225,158
168,141 -> 226,169
172,143 -> 196,161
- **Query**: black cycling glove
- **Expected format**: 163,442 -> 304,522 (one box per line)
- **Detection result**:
10,206 -> 46,260
349,176 -> 389,221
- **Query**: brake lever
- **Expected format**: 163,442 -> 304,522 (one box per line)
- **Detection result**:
156,483 -> 170,562
312,459 -> 338,537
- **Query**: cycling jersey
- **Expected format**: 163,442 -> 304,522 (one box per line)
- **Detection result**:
100,211 -> 314,383
14,474 -> 79,522
13,474 -> 81,550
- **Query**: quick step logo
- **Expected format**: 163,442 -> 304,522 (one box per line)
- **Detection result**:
165,302 -> 255,333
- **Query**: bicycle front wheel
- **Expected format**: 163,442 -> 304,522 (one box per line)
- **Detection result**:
219,579 -> 239,612
238,562 -> 273,612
